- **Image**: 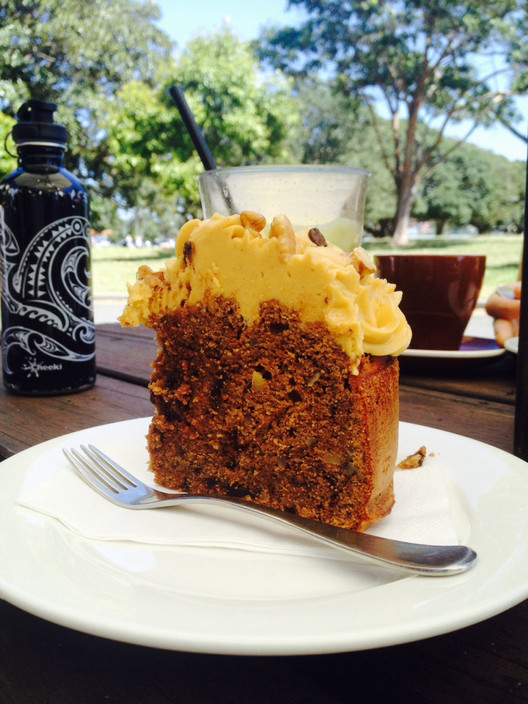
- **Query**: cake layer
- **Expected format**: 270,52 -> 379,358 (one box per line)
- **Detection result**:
147,297 -> 399,531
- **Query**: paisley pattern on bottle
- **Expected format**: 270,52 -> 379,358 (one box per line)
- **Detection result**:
1,215 -> 95,375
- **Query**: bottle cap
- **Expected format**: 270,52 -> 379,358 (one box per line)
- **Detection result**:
12,99 -> 68,147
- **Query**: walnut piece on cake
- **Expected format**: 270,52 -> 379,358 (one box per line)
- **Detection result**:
397,446 -> 427,470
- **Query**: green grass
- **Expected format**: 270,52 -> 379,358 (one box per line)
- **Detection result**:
92,233 -> 524,301
91,245 -> 176,296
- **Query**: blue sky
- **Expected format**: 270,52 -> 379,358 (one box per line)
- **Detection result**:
155,0 -> 527,162
155,0 -> 306,48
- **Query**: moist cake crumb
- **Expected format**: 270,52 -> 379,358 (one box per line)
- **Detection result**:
147,296 -> 399,531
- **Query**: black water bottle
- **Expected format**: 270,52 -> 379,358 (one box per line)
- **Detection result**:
0,99 -> 96,395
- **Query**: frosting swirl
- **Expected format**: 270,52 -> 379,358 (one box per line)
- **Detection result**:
120,213 -> 411,373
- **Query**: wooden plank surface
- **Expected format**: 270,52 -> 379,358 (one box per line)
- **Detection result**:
0,374 -> 151,459
400,353 -> 517,404
95,323 -> 155,385
400,384 -> 515,454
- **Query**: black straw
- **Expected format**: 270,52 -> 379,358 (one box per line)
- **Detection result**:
169,86 -> 217,171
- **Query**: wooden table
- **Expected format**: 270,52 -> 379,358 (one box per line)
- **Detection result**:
0,324 -> 525,704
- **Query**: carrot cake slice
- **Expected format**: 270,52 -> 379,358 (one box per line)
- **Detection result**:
120,212 -> 411,530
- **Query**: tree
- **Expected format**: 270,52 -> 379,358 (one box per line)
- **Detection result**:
284,77 -> 397,234
256,0 -> 525,244
495,5 -> 528,145
0,9 -> 301,237
416,144 -> 525,233
103,78 -> 200,239
414,157 -> 473,234
174,26 -> 301,169
0,0 -> 173,180
99,28 -> 302,238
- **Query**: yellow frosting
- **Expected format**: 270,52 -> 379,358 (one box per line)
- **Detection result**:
120,213 -> 411,373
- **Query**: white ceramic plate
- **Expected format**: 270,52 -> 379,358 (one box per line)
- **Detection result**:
401,336 -> 505,359
505,337 -> 519,355
1,418 -> 528,656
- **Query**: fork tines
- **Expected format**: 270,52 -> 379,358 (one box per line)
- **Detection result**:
64,445 -> 137,495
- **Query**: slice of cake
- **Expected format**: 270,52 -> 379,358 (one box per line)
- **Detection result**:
120,212 -> 411,531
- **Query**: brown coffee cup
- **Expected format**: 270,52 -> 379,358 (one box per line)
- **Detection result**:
375,254 -> 486,350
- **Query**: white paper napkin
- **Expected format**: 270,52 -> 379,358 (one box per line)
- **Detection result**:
17,438 -> 460,560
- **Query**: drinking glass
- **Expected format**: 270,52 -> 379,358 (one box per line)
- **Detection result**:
198,165 -> 370,252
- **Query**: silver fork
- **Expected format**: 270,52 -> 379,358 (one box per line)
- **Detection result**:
63,444 -> 477,577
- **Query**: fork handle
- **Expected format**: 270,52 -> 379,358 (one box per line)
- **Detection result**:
152,493 -> 476,576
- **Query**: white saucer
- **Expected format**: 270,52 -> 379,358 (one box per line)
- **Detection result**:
2,419 -> 528,655
401,336 -> 505,360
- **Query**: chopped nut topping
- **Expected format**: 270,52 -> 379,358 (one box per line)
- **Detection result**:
269,215 -> 296,256
308,227 -> 327,247
397,446 -> 427,470
350,247 -> 376,276
240,211 -> 266,234
136,264 -> 155,279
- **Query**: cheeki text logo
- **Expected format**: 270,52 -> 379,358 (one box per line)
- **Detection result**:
22,356 -> 63,378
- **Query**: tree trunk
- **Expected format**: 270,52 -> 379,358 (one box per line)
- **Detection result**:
134,209 -> 143,243
391,179 -> 419,246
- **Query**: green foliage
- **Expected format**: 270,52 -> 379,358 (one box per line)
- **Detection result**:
0,111 -> 16,176
416,143 -> 525,233
0,0 -> 171,104
102,79 -> 190,234
0,0 -> 173,180
257,0 -> 527,242
173,27 -> 301,167
98,27 -> 303,230
0,0 -> 524,245
0,4 -> 301,237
